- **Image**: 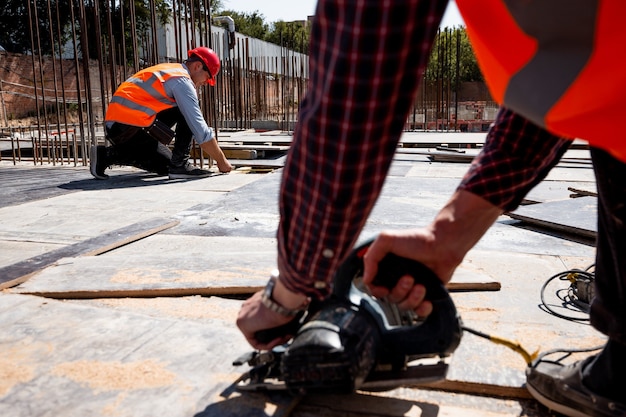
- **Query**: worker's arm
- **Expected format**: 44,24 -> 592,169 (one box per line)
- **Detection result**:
362,190 -> 502,316
167,76 -> 232,172
364,108 -> 573,315
199,139 -> 232,173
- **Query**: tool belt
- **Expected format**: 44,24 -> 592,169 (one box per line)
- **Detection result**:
106,120 -> 174,146
143,119 -> 175,145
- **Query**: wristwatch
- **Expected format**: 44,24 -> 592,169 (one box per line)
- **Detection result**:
261,273 -> 309,317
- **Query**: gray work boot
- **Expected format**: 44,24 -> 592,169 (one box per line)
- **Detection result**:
526,354 -> 626,417
90,145 -> 109,180
168,161 -> 212,179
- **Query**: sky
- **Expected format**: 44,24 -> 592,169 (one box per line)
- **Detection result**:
224,0 -> 465,27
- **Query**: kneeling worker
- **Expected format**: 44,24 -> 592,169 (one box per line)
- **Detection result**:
91,46 -> 232,179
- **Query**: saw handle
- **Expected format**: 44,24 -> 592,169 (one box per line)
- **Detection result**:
332,239 -> 447,301
369,251 -> 447,301
254,311 -> 304,345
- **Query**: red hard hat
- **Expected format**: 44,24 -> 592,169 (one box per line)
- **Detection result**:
187,46 -> 220,86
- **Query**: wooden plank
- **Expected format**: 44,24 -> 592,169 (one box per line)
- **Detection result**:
0,217 -> 179,290
447,281 -> 501,292
16,282 -> 500,300
568,186 -> 598,198
506,196 -> 597,239
10,236 -> 276,296
230,155 -> 286,169
223,149 -> 258,160
219,143 -> 290,152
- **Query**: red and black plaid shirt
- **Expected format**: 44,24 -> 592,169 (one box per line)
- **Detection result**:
277,0 -> 572,299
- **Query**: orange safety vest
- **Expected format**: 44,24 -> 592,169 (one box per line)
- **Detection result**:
456,0 -> 626,162
105,63 -> 191,127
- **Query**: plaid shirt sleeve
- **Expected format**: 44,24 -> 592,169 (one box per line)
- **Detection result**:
276,0 -> 449,299
458,107 -> 572,211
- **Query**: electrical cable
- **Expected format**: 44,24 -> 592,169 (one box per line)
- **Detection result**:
462,264 -> 595,366
539,264 -> 595,322
462,325 -> 538,366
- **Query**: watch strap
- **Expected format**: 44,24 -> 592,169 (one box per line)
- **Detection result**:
261,275 -> 309,317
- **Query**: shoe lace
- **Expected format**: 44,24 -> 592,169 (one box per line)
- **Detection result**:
530,345 -> 604,369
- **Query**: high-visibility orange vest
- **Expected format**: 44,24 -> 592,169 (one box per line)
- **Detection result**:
105,63 -> 191,127
456,0 -> 626,162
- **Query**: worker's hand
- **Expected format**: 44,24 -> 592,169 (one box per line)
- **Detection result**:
362,229 -> 459,318
236,290 -> 297,350
217,159 -> 233,173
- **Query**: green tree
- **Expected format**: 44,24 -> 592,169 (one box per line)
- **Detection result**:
426,26 -> 482,85
265,20 -> 309,55
214,8 -> 309,54
0,0 -> 72,54
216,10 -> 269,40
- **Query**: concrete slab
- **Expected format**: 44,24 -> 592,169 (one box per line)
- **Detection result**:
0,131 -> 604,417
0,293 -> 296,417
0,161 -> 265,267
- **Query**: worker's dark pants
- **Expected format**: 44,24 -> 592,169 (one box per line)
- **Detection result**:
590,147 -> 626,345
105,107 -> 193,174
582,147 -> 626,396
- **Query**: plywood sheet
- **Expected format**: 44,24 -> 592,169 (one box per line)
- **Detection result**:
10,235 -> 275,297
10,234 -> 498,298
0,293 -> 296,417
0,294 -> 532,417
506,196 -> 597,239
0,217 -> 178,290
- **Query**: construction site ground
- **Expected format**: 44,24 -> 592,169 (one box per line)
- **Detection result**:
0,130 -> 602,417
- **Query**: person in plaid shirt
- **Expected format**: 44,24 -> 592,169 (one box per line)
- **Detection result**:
237,2 -> 626,415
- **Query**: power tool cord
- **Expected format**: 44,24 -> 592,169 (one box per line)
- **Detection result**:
462,264 -> 596,366
462,325 -> 538,366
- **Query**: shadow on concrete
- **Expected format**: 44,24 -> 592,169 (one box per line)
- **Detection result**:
58,172 -> 218,191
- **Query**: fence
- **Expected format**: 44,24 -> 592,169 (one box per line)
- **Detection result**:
0,1 -> 496,166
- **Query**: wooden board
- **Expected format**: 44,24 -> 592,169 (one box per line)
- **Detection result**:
9,235 -> 276,297
219,143 -> 290,152
0,217 -> 178,290
506,196 -> 597,239
229,155 -> 286,169
223,149 -> 258,160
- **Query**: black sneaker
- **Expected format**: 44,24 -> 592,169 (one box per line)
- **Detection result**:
168,162 -> 212,179
526,353 -> 626,417
90,145 -> 109,179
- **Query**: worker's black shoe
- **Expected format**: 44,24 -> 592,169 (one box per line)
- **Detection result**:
168,162 -> 212,179
526,355 -> 626,417
90,145 -> 109,180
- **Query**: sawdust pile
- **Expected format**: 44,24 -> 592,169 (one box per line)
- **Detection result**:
109,267 -> 264,285
87,296 -> 239,322
0,342 -> 46,396
52,359 -> 176,392
0,359 -> 35,396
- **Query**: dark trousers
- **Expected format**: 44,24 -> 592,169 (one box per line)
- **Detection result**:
583,148 -> 626,393
590,147 -> 626,345
105,107 -> 193,174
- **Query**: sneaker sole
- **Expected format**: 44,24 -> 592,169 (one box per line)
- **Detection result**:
90,145 -> 109,180
526,382 -> 596,417
168,173 -> 212,180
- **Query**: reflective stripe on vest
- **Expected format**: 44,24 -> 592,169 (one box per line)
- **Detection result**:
457,0 -> 626,162
105,63 -> 191,127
